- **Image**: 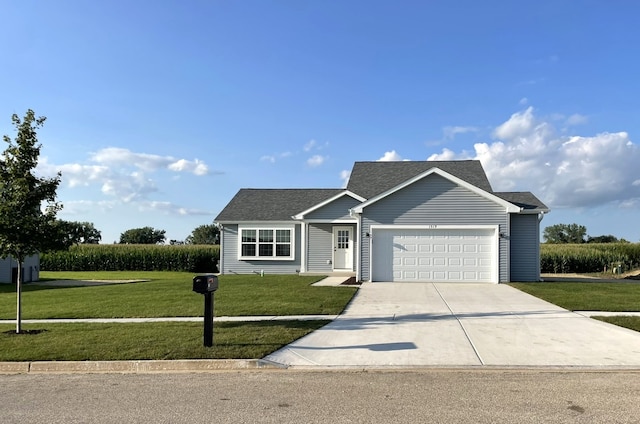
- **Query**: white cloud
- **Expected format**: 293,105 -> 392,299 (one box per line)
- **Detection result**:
304,139 -> 329,152
91,147 -> 209,176
168,158 -> 209,176
304,139 -> 317,151
429,107 -> 640,209
39,158 -> 110,187
260,151 -> 293,164
443,126 -> 478,140
493,107 -> 537,140
137,201 -> 212,216
307,155 -> 327,167
565,113 -> 588,126
378,150 -> 404,161
101,171 -> 158,202
519,97 -> 529,105
340,170 -> 351,188
38,147 -> 214,208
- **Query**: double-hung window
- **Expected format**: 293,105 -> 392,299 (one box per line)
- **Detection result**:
240,226 -> 294,260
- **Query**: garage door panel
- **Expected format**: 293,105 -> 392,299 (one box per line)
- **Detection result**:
372,228 -> 496,283
433,257 -> 446,266
448,258 -> 461,266
448,244 -> 461,253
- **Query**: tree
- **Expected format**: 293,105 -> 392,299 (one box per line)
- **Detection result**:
119,226 -> 166,244
543,223 -> 587,244
185,224 -> 220,245
0,110 -> 62,333
587,235 -> 619,244
46,220 -> 102,250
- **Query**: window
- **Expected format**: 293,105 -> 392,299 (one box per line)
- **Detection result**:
240,227 -> 294,260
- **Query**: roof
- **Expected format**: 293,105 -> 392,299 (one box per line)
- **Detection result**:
216,160 -> 549,222
346,160 -> 493,198
494,192 -> 549,212
215,189 -> 344,221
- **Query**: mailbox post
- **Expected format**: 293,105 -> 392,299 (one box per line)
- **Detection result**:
192,275 -> 219,347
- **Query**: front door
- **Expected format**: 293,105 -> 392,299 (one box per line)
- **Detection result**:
333,226 -> 353,270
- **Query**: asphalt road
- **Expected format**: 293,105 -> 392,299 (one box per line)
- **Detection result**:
1,369 -> 639,423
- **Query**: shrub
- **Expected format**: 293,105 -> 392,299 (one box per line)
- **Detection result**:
41,244 -> 220,273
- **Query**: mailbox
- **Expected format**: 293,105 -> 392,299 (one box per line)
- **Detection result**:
193,275 -> 219,294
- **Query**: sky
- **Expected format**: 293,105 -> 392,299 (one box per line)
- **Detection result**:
1,1 -> 640,243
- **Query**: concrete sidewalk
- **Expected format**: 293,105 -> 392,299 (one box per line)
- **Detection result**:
264,282 -> 640,368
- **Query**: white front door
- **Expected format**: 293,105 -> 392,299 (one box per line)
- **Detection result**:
333,226 -> 353,270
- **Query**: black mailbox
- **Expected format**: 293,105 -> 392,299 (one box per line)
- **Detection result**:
193,275 -> 219,294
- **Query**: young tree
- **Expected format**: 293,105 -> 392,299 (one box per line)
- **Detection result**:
185,224 -> 220,245
0,110 -> 62,333
543,223 -> 587,244
119,226 -> 166,244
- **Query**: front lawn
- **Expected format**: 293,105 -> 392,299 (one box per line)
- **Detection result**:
592,316 -> 640,333
0,320 -> 329,361
0,271 -> 357,319
509,282 -> 640,312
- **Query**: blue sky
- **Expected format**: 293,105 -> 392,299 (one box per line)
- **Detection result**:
2,1 -> 640,243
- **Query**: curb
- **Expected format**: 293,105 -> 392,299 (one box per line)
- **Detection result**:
0,359 -> 283,374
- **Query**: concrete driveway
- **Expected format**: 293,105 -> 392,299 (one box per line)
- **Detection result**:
264,282 -> 640,368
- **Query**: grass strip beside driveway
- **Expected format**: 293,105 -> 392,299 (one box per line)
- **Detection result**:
592,316 -> 640,333
0,272 -> 357,319
509,282 -> 640,312
510,281 -> 640,334
0,320 -> 329,361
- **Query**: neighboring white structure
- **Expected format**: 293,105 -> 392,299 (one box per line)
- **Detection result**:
0,255 -> 40,283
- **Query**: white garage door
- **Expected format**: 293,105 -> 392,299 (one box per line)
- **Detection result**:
371,228 -> 496,283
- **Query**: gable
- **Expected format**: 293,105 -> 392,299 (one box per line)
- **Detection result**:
293,191 -> 365,220
347,160 -> 493,198
352,167 -> 520,214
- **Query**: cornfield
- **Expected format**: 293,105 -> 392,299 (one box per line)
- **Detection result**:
41,244 -> 220,272
540,243 -> 640,274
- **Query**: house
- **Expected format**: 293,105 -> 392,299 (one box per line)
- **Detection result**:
0,255 -> 40,284
215,160 -> 549,283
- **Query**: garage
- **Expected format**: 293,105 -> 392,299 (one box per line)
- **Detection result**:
370,227 -> 497,283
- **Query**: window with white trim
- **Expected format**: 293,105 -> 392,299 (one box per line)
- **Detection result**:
240,227 -> 294,260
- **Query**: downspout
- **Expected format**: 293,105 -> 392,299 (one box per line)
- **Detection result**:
291,216 -> 307,273
217,223 -> 224,274
537,211 -> 547,280
301,220 -> 307,273
349,208 -> 362,282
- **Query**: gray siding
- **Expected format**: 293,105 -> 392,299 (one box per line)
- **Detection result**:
307,224 -> 333,272
305,196 -> 361,221
220,224 -> 302,275
360,174 -> 509,282
0,255 -> 39,284
307,223 -> 357,272
509,214 -> 541,282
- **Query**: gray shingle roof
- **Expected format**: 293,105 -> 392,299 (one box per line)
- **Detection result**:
216,160 -> 549,222
215,189 -> 344,221
494,192 -> 549,212
346,160 -> 493,198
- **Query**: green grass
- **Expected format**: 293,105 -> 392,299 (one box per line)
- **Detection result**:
0,271 -> 357,319
593,316 -> 640,332
509,282 -> 640,312
0,320 -> 329,361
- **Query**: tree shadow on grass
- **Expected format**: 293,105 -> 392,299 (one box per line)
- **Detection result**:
2,329 -> 48,335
